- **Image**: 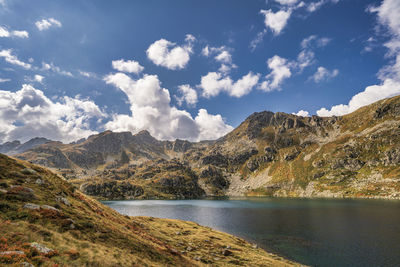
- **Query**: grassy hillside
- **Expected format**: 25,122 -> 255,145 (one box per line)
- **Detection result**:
0,154 -> 300,266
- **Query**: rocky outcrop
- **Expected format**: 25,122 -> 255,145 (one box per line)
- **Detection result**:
81,181 -> 144,199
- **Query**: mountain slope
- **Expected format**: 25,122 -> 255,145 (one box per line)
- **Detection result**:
15,95 -> 400,199
0,154 -> 299,266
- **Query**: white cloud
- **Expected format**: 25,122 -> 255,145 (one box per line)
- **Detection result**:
0,49 -> 31,69
0,78 -> 10,83
0,84 -> 105,143
250,30 -> 267,51
200,72 -> 259,98
34,75 -> 44,83
41,62 -> 73,77
35,18 -> 62,31
293,110 -> 310,117
301,35 -> 331,49
175,84 -> 198,107
310,66 -> 338,83
317,79 -> 400,116
201,45 -> 237,74
317,0 -> 400,117
195,109 -> 234,140
306,0 -> 340,13
111,59 -> 144,74
104,72 -> 232,141
275,0 -> 298,5
0,26 -> 29,38
259,55 -> 291,92
146,34 -> 195,70
11,30 -> 29,38
260,9 -> 292,35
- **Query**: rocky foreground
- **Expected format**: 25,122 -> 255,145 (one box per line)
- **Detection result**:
6,95 -> 400,200
0,154 -> 301,266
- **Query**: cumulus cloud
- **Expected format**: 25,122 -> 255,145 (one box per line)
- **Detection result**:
200,72 -> 259,98
34,74 -> 44,83
201,45 -> 237,74
260,9 -> 292,35
0,26 -> 29,38
310,66 -> 339,83
316,0 -> 400,117
175,84 -> 198,107
111,59 -> 144,74
35,18 -> 62,31
293,110 -> 310,117
0,49 -> 31,69
0,84 -> 105,143
104,72 -> 232,141
259,55 -> 291,92
146,34 -> 195,70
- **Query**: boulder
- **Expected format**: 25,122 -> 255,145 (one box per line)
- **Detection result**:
24,203 -> 40,210
30,242 -> 54,254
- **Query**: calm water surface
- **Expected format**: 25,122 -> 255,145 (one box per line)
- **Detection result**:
103,198 -> 400,266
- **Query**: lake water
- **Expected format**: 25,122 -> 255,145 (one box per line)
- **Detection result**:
103,198 -> 400,266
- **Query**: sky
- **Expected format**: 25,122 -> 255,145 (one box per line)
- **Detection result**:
0,0 -> 399,143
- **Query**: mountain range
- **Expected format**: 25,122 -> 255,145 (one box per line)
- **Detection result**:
3,95 -> 400,200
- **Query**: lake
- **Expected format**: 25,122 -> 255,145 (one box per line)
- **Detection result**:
103,198 -> 400,266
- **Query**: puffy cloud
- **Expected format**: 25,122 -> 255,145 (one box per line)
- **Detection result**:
0,84 -> 105,143
259,55 -> 291,92
0,26 -> 29,38
34,75 -> 44,83
111,59 -> 144,74
0,49 -> 31,69
317,79 -> 400,116
260,9 -> 292,35
35,18 -> 62,31
104,72 -> 232,141
146,34 -> 195,70
195,109 -> 234,140
201,45 -> 237,74
293,110 -> 310,117
317,0 -> 400,117
200,72 -> 259,98
175,84 -> 198,107
310,66 -> 339,83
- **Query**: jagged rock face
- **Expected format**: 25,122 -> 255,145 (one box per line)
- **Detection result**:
11,95 -> 400,200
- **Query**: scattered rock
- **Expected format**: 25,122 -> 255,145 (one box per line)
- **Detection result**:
222,249 -> 233,256
7,186 -> 36,200
24,203 -> 40,210
20,262 -> 35,267
21,168 -> 37,175
252,244 -> 258,249
0,250 -> 25,255
41,205 -> 60,212
186,246 -> 194,252
30,242 -> 54,254
56,196 -> 71,206
35,179 -> 43,185
0,188 -> 7,194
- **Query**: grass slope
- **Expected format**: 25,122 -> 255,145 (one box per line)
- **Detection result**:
0,154 -> 301,266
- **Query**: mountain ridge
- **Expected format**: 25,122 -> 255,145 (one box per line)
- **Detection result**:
10,95 -> 400,200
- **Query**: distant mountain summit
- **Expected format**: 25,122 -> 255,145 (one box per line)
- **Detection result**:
0,137 -> 52,155
13,95 -> 400,200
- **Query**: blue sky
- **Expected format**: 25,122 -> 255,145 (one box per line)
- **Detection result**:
0,0 -> 399,143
